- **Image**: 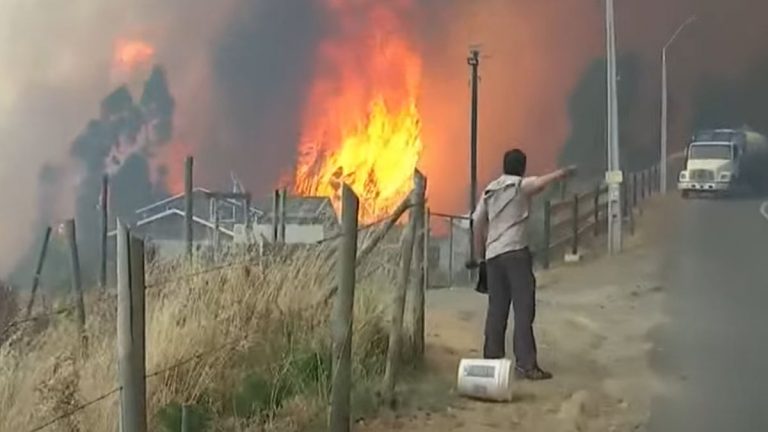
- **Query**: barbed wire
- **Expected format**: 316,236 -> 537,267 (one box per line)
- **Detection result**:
145,336 -> 246,380
26,386 -> 121,432
1,305 -> 78,341
314,209 -> 407,246
145,256 -> 262,290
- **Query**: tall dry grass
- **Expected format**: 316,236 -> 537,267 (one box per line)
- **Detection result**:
0,238 -> 399,431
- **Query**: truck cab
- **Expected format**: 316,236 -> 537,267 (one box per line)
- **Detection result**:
678,129 -> 745,198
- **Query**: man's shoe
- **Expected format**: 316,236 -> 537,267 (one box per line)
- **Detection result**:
514,366 -> 553,381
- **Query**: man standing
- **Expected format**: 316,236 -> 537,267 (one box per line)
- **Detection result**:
472,149 -> 575,380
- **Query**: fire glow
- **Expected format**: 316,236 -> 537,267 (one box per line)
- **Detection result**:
113,38 -> 156,75
294,1 -> 424,222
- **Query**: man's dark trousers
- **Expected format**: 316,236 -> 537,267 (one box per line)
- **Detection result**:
483,248 -> 537,369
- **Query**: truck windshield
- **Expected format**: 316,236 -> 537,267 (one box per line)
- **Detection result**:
689,144 -> 732,160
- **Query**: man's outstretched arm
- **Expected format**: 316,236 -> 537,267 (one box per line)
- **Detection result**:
522,166 -> 577,196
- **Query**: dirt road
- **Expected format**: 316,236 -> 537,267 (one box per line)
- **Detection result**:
359,201 -> 669,432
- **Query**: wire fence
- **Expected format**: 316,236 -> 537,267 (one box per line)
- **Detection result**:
1,170 -> 426,431
3,161 -> 666,429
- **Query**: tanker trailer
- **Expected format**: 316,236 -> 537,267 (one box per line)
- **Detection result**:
740,129 -> 768,194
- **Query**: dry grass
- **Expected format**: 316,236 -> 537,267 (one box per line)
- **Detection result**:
0,239 -> 400,431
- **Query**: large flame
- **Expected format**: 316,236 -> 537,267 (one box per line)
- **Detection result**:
294,1 -> 423,222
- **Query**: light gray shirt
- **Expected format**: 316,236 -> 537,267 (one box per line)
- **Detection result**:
472,175 -> 538,260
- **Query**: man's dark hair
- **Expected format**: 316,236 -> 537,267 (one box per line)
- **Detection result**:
503,149 -> 527,176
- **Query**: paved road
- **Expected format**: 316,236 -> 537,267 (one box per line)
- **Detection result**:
648,196 -> 768,431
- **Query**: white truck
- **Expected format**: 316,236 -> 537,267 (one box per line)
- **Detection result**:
677,128 -> 768,198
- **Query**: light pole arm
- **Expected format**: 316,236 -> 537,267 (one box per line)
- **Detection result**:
664,16 -> 697,50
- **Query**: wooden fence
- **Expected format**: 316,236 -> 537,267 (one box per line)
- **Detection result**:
425,163 -> 663,285
2,159 -> 665,431
537,163 -> 661,268
2,165 -> 430,432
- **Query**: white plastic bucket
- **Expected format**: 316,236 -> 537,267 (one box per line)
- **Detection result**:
456,358 -> 513,402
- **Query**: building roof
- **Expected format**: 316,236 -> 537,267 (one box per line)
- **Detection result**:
107,208 -> 236,238
252,194 -> 336,220
135,187 -> 265,218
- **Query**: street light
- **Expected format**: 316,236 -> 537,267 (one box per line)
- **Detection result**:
660,16 -> 697,194
605,0 -> 622,254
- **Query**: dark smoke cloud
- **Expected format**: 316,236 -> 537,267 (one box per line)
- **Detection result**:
196,1 -> 324,190
3,0 -> 768,278
615,0 -> 768,155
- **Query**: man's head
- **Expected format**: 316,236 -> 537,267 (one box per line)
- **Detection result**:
503,149 -> 527,176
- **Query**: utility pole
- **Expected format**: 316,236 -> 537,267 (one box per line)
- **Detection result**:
605,0 -> 623,254
660,16 -> 696,194
467,48 -> 480,260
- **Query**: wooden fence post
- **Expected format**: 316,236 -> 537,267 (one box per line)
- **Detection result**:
24,226 -> 52,319
645,169 -> 651,199
593,184 -> 601,237
212,199 -> 221,250
130,235 -> 147,429
99,175 -> 109,290
184,156 -> 194,260
64,220 -> 86,343
279,189 -> 287,243
570,194 -> 579,256
384,171 -> 424,406
181,405 -> 189,432
117,221 -> 147,432
632,172 -> 639,209
542,201 -> 552,270
272,190 -> 280,243
244,194 -> 252,242
409,171 -> 427,359
330,184 -> 359,432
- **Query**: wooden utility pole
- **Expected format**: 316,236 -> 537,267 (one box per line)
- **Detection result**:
448,216 -> 454,287
409,171 -> 427,358
329,185 -> 359,432
467,48 -> 480,262
117,221 -> 147,432
384,171 -> 423,406
99,175 -> 109,290
24,226 -> 52,319
184,156 -> 194,259
64,220 -> 86,339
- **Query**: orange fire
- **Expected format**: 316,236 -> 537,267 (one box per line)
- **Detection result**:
113,38 -> 156,75
294,1 -> 423,222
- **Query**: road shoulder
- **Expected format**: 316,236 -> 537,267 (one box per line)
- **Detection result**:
359,199 -> 670,432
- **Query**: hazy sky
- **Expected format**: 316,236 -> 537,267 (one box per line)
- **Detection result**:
0,0 -> 766,276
